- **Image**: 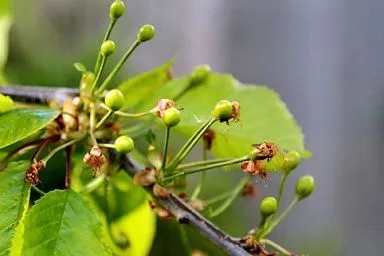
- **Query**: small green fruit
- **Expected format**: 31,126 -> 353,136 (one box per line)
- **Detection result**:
101,40 -> 116,57
110,0 -> 125,19
137,24 -> 155,42
105,89 -> 125,111
283,151 -> 301,171
115,136 -> 134,153
211,100 -> 233,120
162,107 -> 181,128
190,64 -> 211,85
260,196 -> 277,217
295,175 -> 315,200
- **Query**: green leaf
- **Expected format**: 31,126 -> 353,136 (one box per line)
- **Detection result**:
71,159 -> 156,256
21,189 -> 109,256
0,0 -> 11,79
0,93 -> 13,113
0,108 -> 59,149
0,161 -> 31,256
118,59 -> 174,110
136,74 -> 309,158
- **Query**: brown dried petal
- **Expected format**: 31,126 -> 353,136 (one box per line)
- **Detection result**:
153,184 -> 170,199
25,160 -> 46,185
187,199 -> 206,211
153,99 -> 176,117
251,142 -> 278,161
230,101 -> 241,121
83,146 -> 106,175
202,129 -> 216,150
133,167 -> 157,186
241,182 -> 257,198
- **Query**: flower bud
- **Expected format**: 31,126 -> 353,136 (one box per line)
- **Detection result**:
110,0 -> 125,20
211,100 -> 232,120
260,196 -> 277,217
137,24 -> 155,42
105,89 -> 125,111
115,136 -> 134,153
100,40 -> 116,57
295,175 -> 315,200
190,64 -> 211,85
162,107 -> 181,128
283,151 -> 301,171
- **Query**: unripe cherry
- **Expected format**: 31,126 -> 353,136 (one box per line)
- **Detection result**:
260,196 -> 278,217
162,107 -> 181,128
211,100 -> 232,120
110,0 -> 125,20
105,89 -> 125,111
137,24 -> 155,42
283,151 -> 301,172
190,64 -> 211,85
101,40 -> 116,57
295,175 -> 315,200
115,136 -> 134,154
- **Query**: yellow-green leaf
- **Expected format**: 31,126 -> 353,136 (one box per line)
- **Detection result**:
0,161 -> 31,256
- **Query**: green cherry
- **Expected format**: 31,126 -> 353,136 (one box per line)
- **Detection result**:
115,136 -> 135,154
101,40 -> 116,57
295,175 -> 315,200
260,196 -> 278,217
105,89 -> 125,111
162,107 -> 181,128
190,64 -> 211,85
211,100 -> 232,120
283,151 -> 301,172
110,0 -> 125,20
137,25 -> 156,42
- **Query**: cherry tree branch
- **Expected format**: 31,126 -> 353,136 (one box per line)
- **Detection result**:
0,85 -> 251,256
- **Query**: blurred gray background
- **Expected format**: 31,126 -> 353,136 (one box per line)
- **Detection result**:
9,0 -> 384,255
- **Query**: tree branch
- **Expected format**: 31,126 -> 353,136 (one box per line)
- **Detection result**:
0,85 -> 251,256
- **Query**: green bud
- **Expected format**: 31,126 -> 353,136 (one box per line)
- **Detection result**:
101,40 -> 116,57
283,151 -> 301,171
162,107 -> 181,128
137,24 -> 155,42
190,64 -> 211,85
105,89 -> 125,111
110,0 -> 125,20
260,196 -> 277,217
211,100 -> 232,120
115,136 -> 134,153
295,175 -> 315,200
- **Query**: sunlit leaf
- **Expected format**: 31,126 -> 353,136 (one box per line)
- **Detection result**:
0,108 -> 59,149
21,189 -> 109,256
135,73 -> 309,158
0,161 -> 30,256
0,93 -> 13,113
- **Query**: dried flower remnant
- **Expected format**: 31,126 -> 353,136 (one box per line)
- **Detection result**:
83,146 -> 106,175
202,129 -> 216,150
251,142 -> 278,161
187,199 -> 206,211
241,160 -> 268,179
25,160 -> 46,184
133,167 -> 157,186
241,182 -> 257,197
152,99 -> 176,118
153,183 -> 169,198
230,101 -> 241,122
